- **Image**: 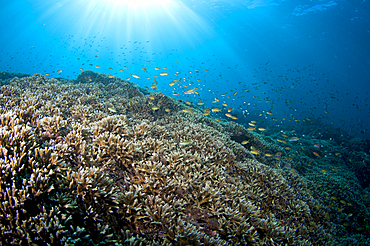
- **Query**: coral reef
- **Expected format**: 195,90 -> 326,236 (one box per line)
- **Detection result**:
1,72 -> 369,245
0,71 -> 30,83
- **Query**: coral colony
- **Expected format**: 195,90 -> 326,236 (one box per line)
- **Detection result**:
1,71 -> 369,245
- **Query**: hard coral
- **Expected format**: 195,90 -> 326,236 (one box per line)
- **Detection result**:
0,73 -> 345,245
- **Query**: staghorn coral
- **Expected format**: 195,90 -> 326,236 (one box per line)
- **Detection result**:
0,111 -> 123,245
2,72 -> 365,245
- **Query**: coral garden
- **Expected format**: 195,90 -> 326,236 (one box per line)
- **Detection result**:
0,71 -> 369,245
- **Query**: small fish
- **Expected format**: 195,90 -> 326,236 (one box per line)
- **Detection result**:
95,66 -> 101,68
277,139 -> 287,144
241,140 -> 249,145
247,127 -> 255,131
132,74 -> 140,79
321,169 -> 328,173
250,150 -> 260,155
179,140 -> 192,146
313,152 -> 321,158
108,107 -> 117,113
274,152 -> 283,157
258,128 -> 267,131
172,92 -> 179,95
228,108 -> 234,112
222,103 -> 228,107
248,123 -> 256,127
211,108 -> 221,112
149,95 -> 155,100
184,89 -> 194,94
152,106 -> 160,111
215,118 -> 221,122
289,137 -> 299,142
165,108 -> 171,112
314,144 -> 320,148
169,82 -> 176,86
108,75 -> 114,78
185,100 -> 192,105
225,113 -> 233,118
265,153 -> 273,157
79,68 -> 84,71
160,72 -> 169,76
182,109 -> 193,113
56,70 -> 62,73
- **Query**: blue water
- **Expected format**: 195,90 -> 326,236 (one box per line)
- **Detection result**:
1,0 -> 369,139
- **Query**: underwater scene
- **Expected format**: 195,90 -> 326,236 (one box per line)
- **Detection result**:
1,0 -> 370,245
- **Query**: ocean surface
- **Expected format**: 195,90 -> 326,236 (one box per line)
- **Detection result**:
1,0 -> 370,245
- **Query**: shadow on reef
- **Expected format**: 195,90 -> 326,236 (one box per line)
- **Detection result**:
0,71 -> 369,245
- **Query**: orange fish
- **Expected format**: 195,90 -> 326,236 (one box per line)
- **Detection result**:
56,70 -> 62,73
313,152 -> 321,158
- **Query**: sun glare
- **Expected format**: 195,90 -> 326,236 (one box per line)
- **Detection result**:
105,0 -> 172,7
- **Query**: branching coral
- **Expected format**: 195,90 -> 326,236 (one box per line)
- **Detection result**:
0,72 -> 358,245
